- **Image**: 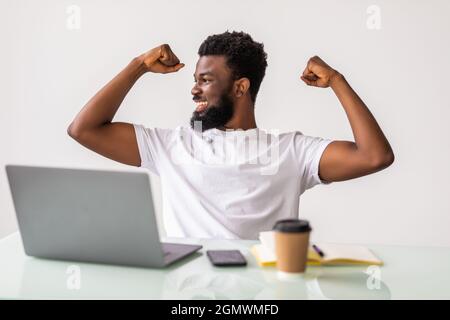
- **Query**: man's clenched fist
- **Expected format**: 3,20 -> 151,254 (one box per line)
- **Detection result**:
301,56 -> 341,88
139,44 -> 185,74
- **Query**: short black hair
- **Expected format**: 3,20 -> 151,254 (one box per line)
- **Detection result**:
198,31 -> 268,103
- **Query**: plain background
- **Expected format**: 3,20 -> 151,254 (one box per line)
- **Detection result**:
1,0 -> 449,246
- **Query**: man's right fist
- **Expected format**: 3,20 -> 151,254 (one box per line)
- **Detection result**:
139,44 -> 185,74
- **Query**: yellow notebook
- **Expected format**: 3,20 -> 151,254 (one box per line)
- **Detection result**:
251,231 -> 383,267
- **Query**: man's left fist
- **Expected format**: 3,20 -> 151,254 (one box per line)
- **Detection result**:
301,56 -> 341,88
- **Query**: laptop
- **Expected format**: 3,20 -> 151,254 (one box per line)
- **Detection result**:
5,164 -> 202,268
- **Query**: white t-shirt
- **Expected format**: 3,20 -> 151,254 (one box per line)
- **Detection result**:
133,124 -> 333,240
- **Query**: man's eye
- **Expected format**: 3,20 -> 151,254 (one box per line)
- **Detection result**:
194,79 -> 210,84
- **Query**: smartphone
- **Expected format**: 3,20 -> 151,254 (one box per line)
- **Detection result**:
206,250 -> 247,267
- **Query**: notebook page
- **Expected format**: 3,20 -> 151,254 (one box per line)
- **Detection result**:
317,243 -> 382,264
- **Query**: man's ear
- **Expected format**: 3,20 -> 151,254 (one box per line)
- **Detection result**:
234,78 -> 250,98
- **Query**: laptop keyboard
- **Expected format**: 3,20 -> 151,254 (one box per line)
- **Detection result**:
161,243 -> 191,257
161,243 -> 175,256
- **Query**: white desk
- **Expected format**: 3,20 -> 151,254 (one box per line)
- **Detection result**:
1,232 -> 449,299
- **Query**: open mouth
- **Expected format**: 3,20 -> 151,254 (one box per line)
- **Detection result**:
195,100 -> 208,113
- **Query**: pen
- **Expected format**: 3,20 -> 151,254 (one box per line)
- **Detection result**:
312,244 -> 325,258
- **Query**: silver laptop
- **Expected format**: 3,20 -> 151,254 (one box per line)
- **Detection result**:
5,165 -> 202,268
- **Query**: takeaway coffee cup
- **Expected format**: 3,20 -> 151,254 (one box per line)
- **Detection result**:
273,219 -> 312,274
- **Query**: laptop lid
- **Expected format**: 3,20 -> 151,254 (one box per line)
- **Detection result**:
5,165 -> 167,268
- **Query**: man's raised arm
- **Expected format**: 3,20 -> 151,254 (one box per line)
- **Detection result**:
300,56 -> 395,182
67,44 -> 184,166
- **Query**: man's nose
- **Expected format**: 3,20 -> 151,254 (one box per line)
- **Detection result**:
191,83 -> 201,97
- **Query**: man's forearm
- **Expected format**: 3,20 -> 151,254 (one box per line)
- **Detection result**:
68,56 -> 147,134
330,73 -> 394,161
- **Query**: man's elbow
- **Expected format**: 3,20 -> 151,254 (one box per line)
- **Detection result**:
67,123 -> 75,138
370,150 -> 395,170
67,122 -> 82,141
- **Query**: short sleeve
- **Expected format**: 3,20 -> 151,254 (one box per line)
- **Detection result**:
133,124 -> 173,176
292,132 -> 333,194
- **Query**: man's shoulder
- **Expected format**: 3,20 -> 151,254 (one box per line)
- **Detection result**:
133,124 -> 191,133
264,129 -> 304,141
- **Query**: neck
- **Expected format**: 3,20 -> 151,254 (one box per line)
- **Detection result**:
219,104 -> 257,131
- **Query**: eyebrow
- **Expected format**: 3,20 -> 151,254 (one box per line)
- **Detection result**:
193,72 -> 214,78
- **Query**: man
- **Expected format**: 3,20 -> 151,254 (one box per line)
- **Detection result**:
68,31 -> 394,239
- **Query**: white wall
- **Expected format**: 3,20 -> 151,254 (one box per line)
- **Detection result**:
1,0 -> 449,246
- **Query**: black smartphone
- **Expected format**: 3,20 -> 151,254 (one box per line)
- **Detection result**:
206,250 -> 247,267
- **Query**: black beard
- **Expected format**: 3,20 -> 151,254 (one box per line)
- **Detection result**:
190,93 -> 234,132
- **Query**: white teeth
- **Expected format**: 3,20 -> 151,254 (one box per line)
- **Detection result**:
195,101 -> 207,107
195,101 -> 208,112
